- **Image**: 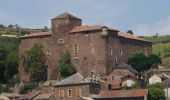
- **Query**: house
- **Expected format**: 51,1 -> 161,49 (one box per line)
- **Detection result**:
149,74 -> 162,84
0,93 -> 20,100
53,73 -> 100,100
94,89 -> 148,100
19,12 -> 152,82
107,63 -> 143,88
161,78 -> 170,99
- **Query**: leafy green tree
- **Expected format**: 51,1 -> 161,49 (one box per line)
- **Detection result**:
147,54 -> 162,69
0,46 -> 8,83
127,30 -> 134,34
8,24 -> 14,28
23,43 -> 47,82
42,26 -> 48,32
59,52 -> 77,78
0,24 -> 6,28
0,85 -> 11,93
5,52 -> 19,82
20,30 -> 30,36
128,52 -> 148,72
148,83 -> 165,100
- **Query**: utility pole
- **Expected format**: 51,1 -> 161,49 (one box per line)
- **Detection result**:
156,33 -> 160,56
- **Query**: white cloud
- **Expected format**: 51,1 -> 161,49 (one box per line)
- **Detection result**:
134,16 -> 170,36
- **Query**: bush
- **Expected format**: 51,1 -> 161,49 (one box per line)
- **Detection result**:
0,85 -> 12,93
19,83 -> 38,94
148,83 -> 165,100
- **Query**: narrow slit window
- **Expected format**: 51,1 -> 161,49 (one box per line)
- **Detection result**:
109,47 -> 112,55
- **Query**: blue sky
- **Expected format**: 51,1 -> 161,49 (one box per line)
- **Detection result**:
0,0 -> 170,36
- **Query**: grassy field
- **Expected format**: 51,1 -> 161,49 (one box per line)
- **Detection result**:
140,35 -> 170,67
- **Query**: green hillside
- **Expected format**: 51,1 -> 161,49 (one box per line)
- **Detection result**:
139,35 -> 170,67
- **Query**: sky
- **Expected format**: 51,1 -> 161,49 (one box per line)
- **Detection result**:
0,0 -> 170,36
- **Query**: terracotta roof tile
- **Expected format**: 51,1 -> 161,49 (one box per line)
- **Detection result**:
70,25 -> 103,33
118,32 -> 152,43
98,89 -> 148,98
19,32 -> 52,38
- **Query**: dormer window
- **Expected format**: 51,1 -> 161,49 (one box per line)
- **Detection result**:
102,26 -> 108,36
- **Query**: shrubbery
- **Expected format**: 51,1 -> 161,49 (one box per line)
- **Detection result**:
148,83 -> 165,100
19,83 -> 38,94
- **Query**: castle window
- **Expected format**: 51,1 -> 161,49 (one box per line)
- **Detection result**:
74,58 -> 79,65
46,50 -> 51,56
120,49 -> 123,56
74,44 -> 78,54
58,39 -> 64,44
111,76 -> 115,81
76,88 -> 82,97
91,72 -> 94,77
68,89 -> 72,97
114,57 -> 117,65
109,47 -> 112,55
59,89 -> 64,98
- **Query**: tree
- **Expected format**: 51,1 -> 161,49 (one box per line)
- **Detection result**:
148,83 -> 165,100
23,43 -> 47,82
128,52 -> 147,72
127,30 -> 134,34
0,24 -> 6,28
20,30 -> 30,36
0,46 -> 8,83
42,26 -> 48,32
147,54 -> 162,69
8,24 -> 13,28
5,52 -> 19,82
59,52 -> 77,78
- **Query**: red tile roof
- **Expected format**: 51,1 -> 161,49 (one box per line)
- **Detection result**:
118,32 -> 152,43
19,32 -> 52,38
70,25 -> 103,33
98,89 -> 148,98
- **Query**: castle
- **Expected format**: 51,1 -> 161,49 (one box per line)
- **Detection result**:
19,12 -> 152,82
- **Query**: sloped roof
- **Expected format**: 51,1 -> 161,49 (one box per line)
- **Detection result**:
19,91 -> 40,100
118,32 -> 152,43
52,12 -> 81,20
117,63 -> 139,74
54,73 -> 90,86
70,25 -> 119,33
33,93 -> 54,100
96,89 -> 148,99
70,25 -> 103,33
19,32 -> 52,38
